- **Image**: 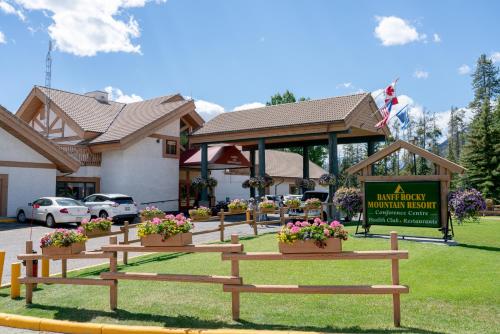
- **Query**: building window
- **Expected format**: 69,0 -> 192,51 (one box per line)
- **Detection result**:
289,184 -> 299,195
163,137 -> 179,158
56,181 -> 96,200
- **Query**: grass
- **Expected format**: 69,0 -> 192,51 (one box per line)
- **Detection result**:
0,217 -> 499,333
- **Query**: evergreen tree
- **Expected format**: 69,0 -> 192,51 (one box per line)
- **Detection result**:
461,55 -> 500,200
266,90 -> 326,167
447,107 -> 467,163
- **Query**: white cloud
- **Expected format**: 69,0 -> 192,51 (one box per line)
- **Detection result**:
14,0 -> 165,56
104,86 -> 143,103
0,0 -> 25,20
0,31 -> 5,44
490,52 -> 500,64
458,64 -> 471,75
193,99 -> 226,121
233,102 -> 265,111
336,82 -> 352,89
432,33 -> 441,43
374,16 -> 424,46
413,70 -> 429,79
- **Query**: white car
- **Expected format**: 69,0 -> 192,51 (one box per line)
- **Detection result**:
16,197 -> 91,228
82,193 -> 138,222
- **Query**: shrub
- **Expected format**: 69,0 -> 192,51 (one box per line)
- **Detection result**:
277,219 -> 348,248
138,214 -> 193,240
40,229 -> 87,248
448,188 -> 486,223
81,218 -> 112,233
333,187 -> 362,220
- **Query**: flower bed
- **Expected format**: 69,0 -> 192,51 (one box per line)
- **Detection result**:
304,198 -> 322,210
138,214 -> 193,246
333,187 -> 362,221
259,200 -> 277,213
40,229 -> 87,255
448,188 -> 486,223
277,219 -> 348,253
284,198 -> 301,209
188,206 -> 212,220
228,199 -> 248,213
81,218 -> 112,237
140,206 -> 165,222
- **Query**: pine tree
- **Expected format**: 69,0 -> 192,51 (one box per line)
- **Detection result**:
461,55 -> 500,200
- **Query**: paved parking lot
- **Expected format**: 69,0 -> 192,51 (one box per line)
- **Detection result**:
0,215 -> 280,285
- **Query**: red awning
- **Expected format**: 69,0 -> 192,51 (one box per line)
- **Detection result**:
180,146 -> 251,169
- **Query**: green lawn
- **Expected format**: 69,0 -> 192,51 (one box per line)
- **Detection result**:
0,218 -> 499,333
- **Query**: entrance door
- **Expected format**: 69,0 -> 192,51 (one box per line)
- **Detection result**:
0,174 -> 8,216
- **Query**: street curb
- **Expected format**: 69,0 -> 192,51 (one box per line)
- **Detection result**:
0,312 -> 324,334
0,218 -> 16,223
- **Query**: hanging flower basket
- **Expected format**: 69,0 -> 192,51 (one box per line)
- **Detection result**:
448,188 -> 486,224
138,214 -> 193,246
191,176 -> 218,190
241,179 -> 251,189
333,187 -> 362,221
295,178 -> 316,190
318,173 -> 336,187
277,219 -> 348,254
248,174 -> 274,189
40,229 -> 87,256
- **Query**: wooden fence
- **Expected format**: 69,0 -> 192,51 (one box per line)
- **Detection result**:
14,232 -> 409,327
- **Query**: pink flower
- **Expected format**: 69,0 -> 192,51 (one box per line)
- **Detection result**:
324,228 -> 330,236
175,214 -> 185,220
313,218 -> 322,224
286,222 -> 293,228
290,226 -> 301,234
330,220 -> 340,228
152,217 -> 162,225
81,218 -> 89,225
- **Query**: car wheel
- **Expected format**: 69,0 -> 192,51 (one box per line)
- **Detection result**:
17,211 -> 27,223
45,214 -> 56,228
99,211 -> 109,219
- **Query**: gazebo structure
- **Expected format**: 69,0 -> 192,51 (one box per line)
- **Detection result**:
190,92 -> 390,216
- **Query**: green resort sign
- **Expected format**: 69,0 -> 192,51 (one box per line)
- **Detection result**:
365,181 -> 441,227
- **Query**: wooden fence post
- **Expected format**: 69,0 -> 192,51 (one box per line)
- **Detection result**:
245,210 -> 251,224
391,231 -> 401,327
109,236 -> 118,310
280,207 -> 285,225
41,258 -> 49,278
252,208 -> 258,235
230,234 -> 240,320
0,250 -> 4,284
123,221 -> 129,265
61,259 -> 67,278
25,241 -> 33,304
220,210 -> 225,242
10,262 -> 21,299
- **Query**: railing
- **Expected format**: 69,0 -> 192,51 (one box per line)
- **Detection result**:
57,145 -> 101,166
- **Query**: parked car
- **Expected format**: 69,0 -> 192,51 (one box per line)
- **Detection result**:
288,191 -> 329,220
16,197 -> 91,227
82,193 -> 138,222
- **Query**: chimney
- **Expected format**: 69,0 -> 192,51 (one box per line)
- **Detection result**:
85,90 -> 109,104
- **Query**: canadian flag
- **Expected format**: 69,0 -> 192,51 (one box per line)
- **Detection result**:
384,80 -> 399,106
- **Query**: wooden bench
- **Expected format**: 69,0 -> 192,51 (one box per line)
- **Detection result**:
221,232 -> 409,327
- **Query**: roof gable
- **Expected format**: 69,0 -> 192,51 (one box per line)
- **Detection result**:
346,140 -> 465,175
0,105 -> 80,172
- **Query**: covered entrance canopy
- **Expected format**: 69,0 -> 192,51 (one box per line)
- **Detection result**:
180,145 -> 250,170
189,92 -> 390,215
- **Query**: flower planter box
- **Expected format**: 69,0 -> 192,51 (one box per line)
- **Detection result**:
84,227 -> 111,237
279,238 -> 342,254
260,208 -> 276,213
229,209 -> 246,214
41,242 -> 86,256
140,214 -> 165,223
189,214 -> 210,221
140,232 -> 193,247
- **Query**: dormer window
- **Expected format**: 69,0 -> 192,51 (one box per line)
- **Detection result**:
163,136 -> 180,158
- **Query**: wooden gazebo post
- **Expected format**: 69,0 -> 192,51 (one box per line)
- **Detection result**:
302,145 -> 309,194
200,143 -> 209,206
258,138 -> 266,199
249,149 -> 256,199
328,132 -> 339,220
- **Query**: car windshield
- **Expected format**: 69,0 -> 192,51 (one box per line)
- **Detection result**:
301,192 -> 328,202
112,197 -> 134,205
56,199 -> 82,206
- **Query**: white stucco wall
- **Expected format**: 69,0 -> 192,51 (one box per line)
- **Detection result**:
0,127 -> 56,216
100,121 -> 179,212
60,166 -> 101,178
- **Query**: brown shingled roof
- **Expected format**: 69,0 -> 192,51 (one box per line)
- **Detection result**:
90,97 -> 191,144
36,86 -> 125,133
193,93 -> 368,136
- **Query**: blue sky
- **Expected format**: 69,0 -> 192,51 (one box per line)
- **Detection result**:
0,0 -> 498,131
